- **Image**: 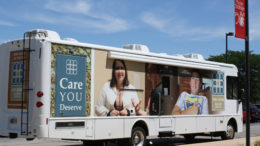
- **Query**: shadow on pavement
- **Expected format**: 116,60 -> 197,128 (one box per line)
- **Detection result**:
63,137 -> 222,146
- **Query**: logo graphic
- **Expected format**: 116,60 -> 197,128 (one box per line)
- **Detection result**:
66,59 -> 77,75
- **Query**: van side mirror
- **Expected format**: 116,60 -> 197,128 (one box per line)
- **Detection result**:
238,89 -> 245,103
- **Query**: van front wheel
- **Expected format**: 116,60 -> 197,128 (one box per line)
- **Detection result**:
221,123 -> 235,140
130,127 -> 146,146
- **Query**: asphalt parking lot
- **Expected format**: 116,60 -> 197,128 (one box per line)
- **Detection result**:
1,122 -> 260,146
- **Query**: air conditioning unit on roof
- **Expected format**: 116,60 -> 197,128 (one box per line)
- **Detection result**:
123,44 -> 150,53
63,38 -> 78,42
182,54 -> 204,60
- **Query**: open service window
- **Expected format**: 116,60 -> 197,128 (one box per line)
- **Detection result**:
146,63 -> 227,115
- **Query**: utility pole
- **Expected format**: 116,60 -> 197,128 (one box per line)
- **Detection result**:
245,0 -> 250,146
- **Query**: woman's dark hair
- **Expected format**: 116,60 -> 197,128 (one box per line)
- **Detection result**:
110,59 -> 129,87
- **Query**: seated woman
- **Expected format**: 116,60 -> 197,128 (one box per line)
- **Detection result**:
95,59 -> 146,116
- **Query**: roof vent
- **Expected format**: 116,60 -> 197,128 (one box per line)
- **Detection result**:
182,54 -> 204,60
123,44 -> 150,53
63,38 -> 78,42
172,54 -> 186,58
25,29 -> 60,40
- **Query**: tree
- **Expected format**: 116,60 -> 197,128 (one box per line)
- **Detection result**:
207,50 -> 260,104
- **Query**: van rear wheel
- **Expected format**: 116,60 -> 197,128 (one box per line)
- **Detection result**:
130,127 -> 146,146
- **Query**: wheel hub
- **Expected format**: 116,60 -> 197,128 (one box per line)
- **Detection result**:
133,131 -> 144,146
227,125 -> 234,138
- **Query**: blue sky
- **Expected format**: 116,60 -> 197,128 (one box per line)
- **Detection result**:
0,0 -> 259,59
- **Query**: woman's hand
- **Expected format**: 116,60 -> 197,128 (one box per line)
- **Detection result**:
109,109 -> 120,116
131,99 -> 147,116
131,99 -> 141,114
120,108 -> 128,116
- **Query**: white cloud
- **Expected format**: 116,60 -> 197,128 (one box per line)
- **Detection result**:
0,20 -> 16,27
140,11 -> 230,41
30,13 -> 58,24
26,12 -> 129,33
140,12 -> 170,32
40,0 -> 129,33
45,0 -> 91,15
84,16 -> 129,33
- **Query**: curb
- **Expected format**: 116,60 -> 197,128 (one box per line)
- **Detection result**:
182,136 -> 260,146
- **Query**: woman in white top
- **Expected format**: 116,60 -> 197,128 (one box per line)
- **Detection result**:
95,59 -> 146,116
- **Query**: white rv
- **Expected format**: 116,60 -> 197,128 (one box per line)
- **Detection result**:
0,29 -> 243,146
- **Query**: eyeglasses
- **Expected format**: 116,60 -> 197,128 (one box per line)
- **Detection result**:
115,66 -> 125,70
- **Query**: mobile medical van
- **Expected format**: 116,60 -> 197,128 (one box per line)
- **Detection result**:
0,29 -> 243,146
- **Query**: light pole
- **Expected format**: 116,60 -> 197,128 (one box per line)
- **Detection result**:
225,32 -> 234,63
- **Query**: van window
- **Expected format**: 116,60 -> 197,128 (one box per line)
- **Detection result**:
227,76 -> 238,99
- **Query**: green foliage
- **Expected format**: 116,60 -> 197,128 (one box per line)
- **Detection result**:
208,50 -> 260,103
255,141 -> 260,146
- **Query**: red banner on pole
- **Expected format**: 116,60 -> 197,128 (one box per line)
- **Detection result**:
235,0 -> 246,39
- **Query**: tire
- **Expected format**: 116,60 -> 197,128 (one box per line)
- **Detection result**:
130,127 -> 146,146
221,123 -> 235,140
